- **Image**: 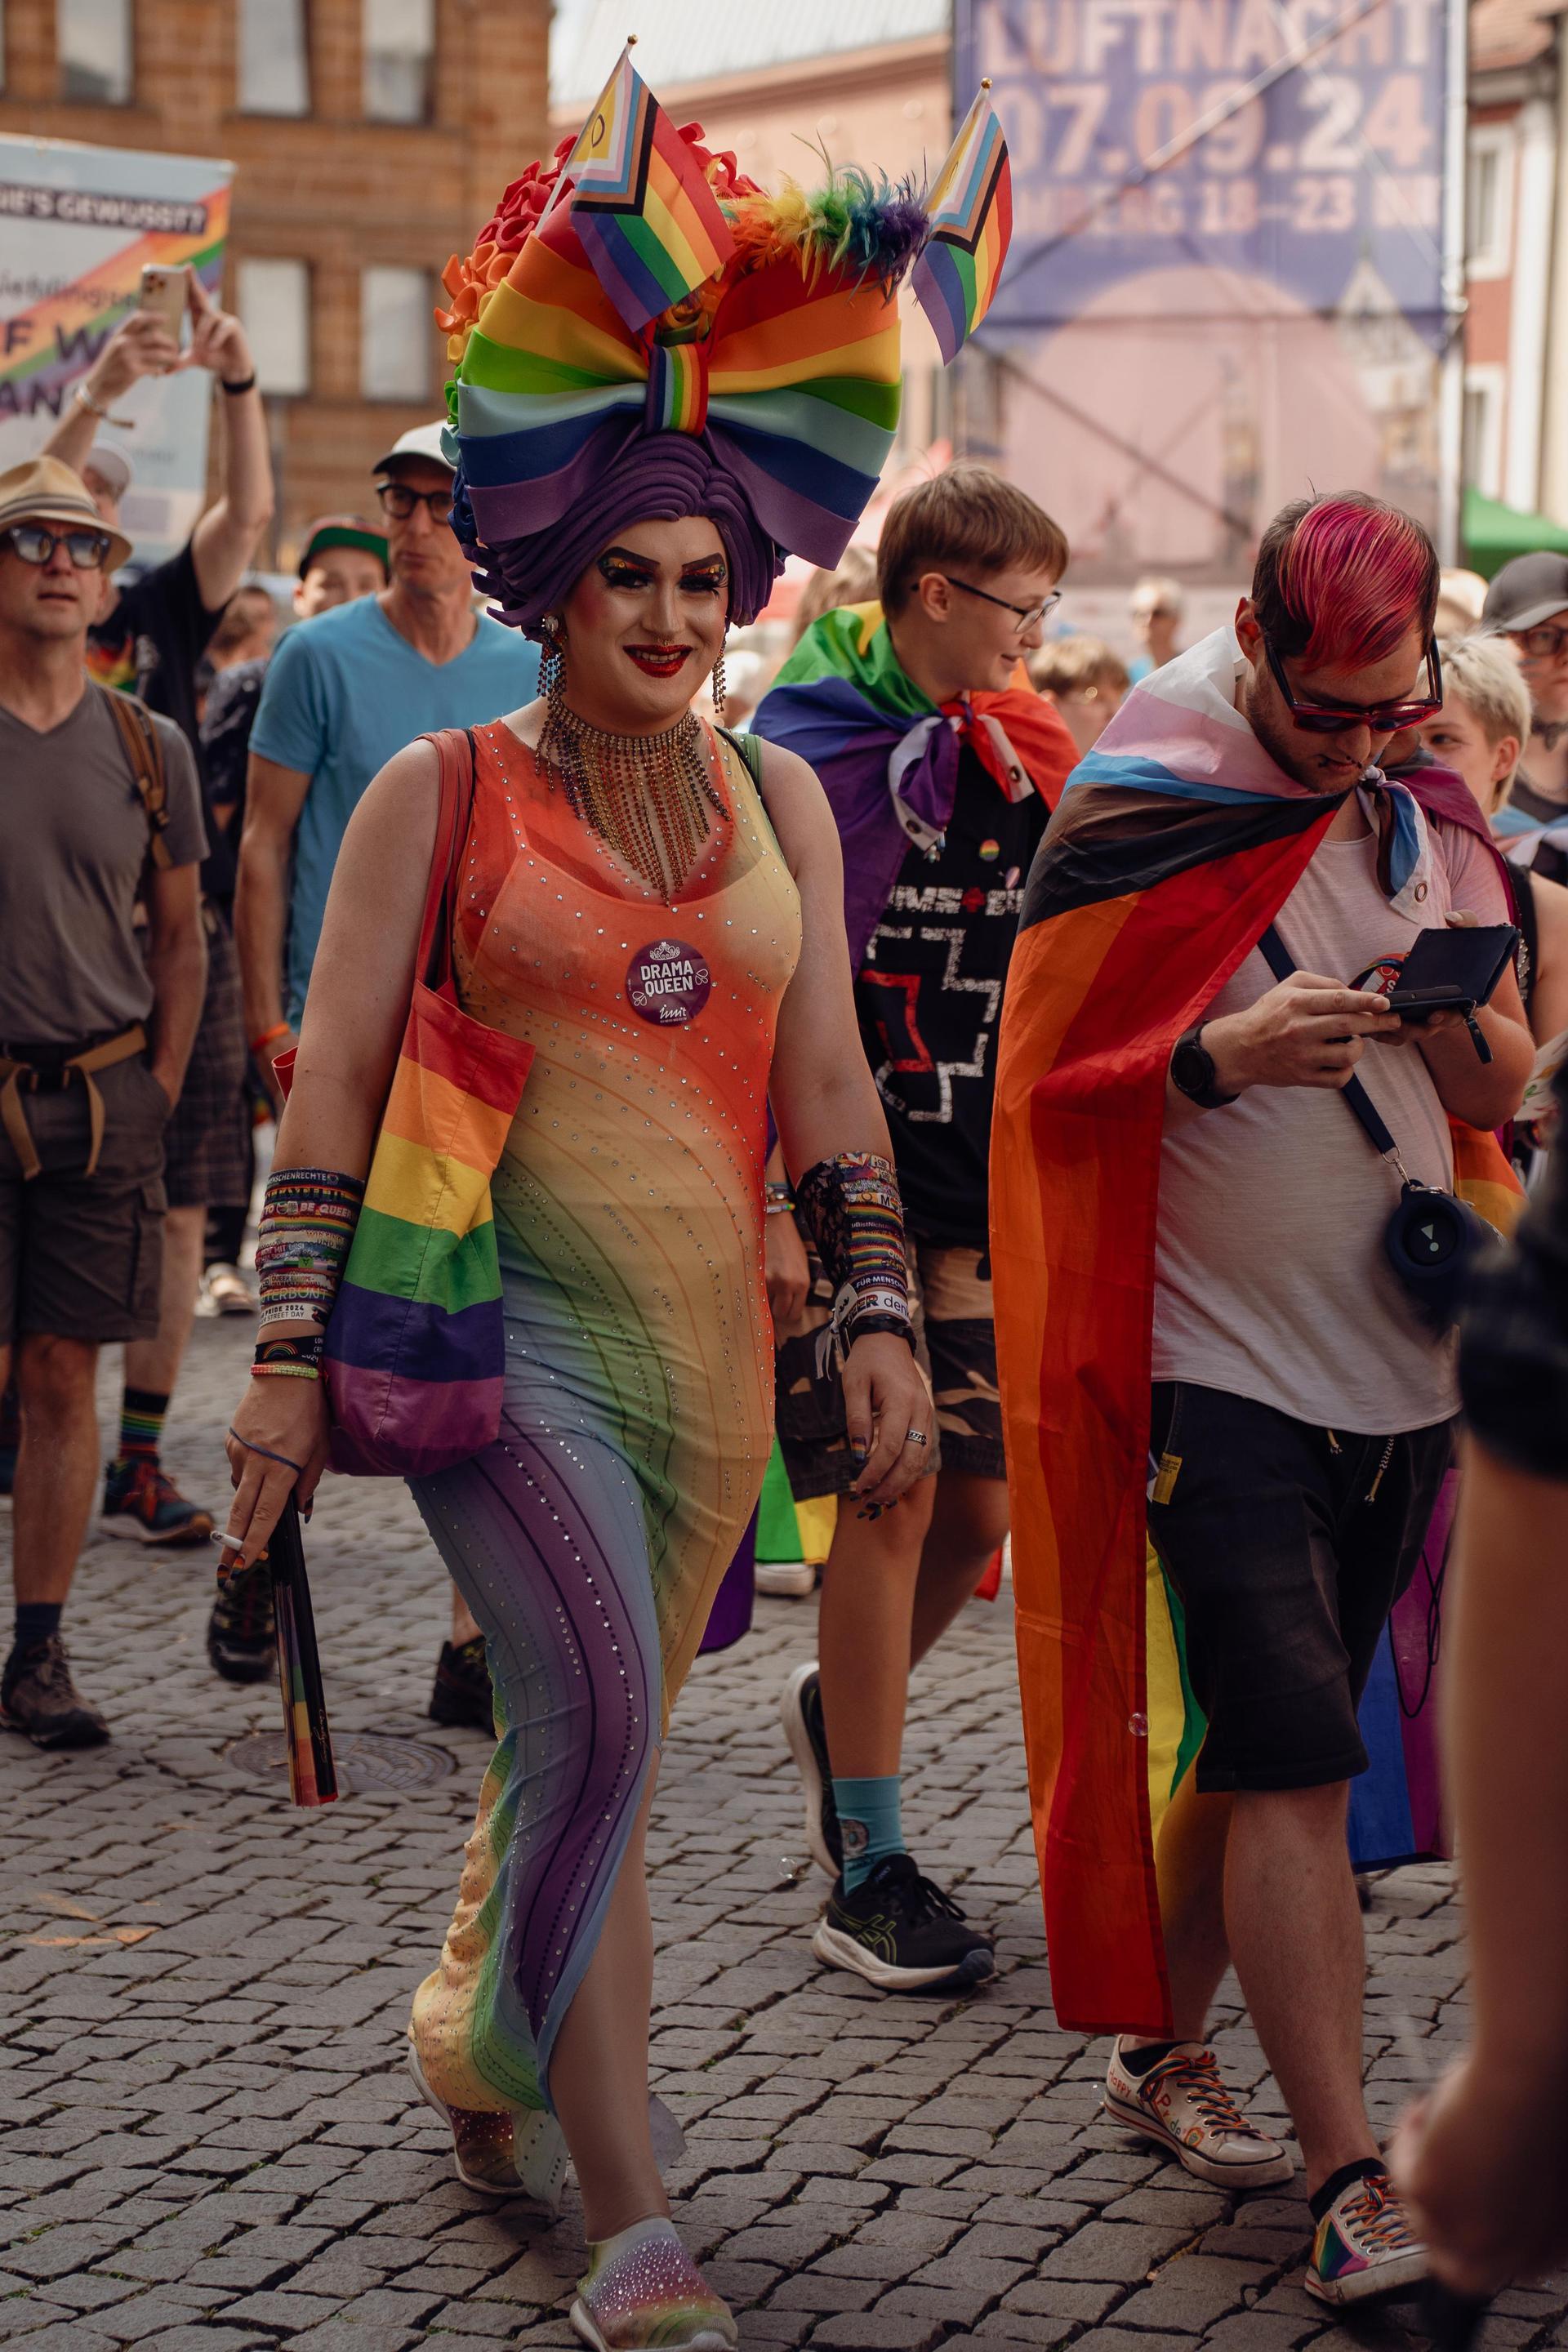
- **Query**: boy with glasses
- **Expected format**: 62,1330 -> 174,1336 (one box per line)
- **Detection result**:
0,460 -> 207,1747
751,465 -> 1078,1989
1481,551 -> 1568,884
233,422 -> 537,1731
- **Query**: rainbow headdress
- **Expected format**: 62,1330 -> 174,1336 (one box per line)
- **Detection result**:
435,53 -> 1012,632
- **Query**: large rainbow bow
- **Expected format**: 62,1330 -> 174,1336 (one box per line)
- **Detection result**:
439,79 -> 1013,577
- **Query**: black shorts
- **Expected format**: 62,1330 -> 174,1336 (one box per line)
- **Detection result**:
0,1054 -> 169,1346
774,1229 -> 1004,1499
1147,1382 -> 1454,1793
158,914 -> 251,1211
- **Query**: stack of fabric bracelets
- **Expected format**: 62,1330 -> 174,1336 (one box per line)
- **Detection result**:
252,1166 -> 366,1382
794,1150 -> 914,1371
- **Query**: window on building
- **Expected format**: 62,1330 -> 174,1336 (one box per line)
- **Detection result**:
1466,129 -> 1513,281
238,0 -> 309,115
1463,366 -> 1505,501
238,259 -> 311,397
364,0 -> 434,123
59,0 -> 133,104
362,265 -> 431,400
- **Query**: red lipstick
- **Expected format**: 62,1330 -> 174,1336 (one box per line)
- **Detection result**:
625,644 -> 692,678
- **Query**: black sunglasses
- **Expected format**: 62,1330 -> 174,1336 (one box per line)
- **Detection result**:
1263,635 -> 1444,736
942,575 -> 1062,636
376,481 -> 453,523
4,523 -> 112,570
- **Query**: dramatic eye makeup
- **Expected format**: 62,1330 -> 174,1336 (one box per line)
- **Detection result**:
678,561 -> 726,597
598,550 -> 657,591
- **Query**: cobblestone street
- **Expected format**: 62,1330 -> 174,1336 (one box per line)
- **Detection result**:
2,1312 -> 1562,2352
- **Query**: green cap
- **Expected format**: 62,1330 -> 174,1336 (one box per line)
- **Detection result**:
298,514 -> 389,579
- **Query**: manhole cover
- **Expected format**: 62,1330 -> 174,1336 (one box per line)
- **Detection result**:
225,1728 -> 457,1793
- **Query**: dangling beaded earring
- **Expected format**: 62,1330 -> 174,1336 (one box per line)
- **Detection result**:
539,614 -> 564,704
710,649 -> 727,724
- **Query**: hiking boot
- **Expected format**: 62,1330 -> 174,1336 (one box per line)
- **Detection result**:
102,1458 -> 214,1547
571,2218 -> 736,2350
1306,2166 -> 1428,2305
207,1558 -> 276,1684
429,1634 -> 494,1731
1105,2039 -> 1294,2189
813,1852 -> 995,1991
1,1636 -> 109,1749
781,1659 -> 841,1875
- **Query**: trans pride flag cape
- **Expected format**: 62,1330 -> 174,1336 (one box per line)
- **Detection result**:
752,601 -> 1078,967
990,630 -> 1524,2036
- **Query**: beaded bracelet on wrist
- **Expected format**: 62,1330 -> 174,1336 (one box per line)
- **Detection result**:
795,1151 -> 913,1374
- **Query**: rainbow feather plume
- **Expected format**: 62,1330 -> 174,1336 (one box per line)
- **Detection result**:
729,169 -> 929,293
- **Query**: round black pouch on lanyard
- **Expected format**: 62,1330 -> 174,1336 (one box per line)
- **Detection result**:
1258,927 -> 1495,1331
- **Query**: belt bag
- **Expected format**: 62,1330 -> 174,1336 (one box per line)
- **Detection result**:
1258,928 -> 1494,1332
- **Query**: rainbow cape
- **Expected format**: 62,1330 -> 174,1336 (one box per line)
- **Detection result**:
752,601 -> 1078,966
990,630 -> 1525,2036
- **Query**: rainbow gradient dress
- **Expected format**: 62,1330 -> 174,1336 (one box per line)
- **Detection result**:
405,719 -> 799,2152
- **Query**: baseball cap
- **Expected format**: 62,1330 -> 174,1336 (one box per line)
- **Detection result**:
83,441 -> 133,500
372,421 -> 454,477
298,513 -> 390,579
1482,551 -> 1568,636
0,456 -> 131,569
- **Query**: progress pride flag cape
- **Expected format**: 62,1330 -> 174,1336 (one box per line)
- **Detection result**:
989,630 -> 1522,2037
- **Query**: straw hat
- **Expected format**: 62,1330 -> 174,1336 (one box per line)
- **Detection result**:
0,456 -> 131,570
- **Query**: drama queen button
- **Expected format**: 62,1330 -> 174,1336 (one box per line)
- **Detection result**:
626,938 -> 712,1027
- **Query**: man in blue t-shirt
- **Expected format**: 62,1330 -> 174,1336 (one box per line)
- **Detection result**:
236,421 -> 537,1052
230,421 -> 537,1731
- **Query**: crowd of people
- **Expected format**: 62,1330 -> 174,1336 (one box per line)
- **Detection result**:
1,101 -> 1565,2352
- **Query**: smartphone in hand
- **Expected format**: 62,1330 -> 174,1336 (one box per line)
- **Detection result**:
137,263 -> 190,360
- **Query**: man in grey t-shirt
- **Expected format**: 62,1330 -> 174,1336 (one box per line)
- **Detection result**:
0,459 -> 207,1751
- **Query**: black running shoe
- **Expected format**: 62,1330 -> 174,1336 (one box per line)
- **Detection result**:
1,1636 -> 109,1749
430,1635 -> 495,1731
781,1660 -> 841,1876
813,1853 -> 995,1991
207,1559 -> 276,1685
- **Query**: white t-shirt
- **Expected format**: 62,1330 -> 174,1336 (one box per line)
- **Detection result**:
1152,800 -> 1510,1433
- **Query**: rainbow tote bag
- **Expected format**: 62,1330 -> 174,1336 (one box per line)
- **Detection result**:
315,728 -> 532,1477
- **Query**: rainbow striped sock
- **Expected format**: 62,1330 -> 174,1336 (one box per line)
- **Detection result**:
118,1387 -> 169,1467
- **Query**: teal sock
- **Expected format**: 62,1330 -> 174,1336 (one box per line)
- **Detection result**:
834,1774 -> 903,1892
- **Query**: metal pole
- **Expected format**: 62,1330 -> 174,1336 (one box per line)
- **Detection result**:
1437,0 -> 1469,566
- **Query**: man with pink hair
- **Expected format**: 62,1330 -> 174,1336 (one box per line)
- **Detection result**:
992,494 -> 1534,2305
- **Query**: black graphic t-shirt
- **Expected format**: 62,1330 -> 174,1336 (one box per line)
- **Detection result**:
853,744 -> 1050,1247
87,539 -> 221,764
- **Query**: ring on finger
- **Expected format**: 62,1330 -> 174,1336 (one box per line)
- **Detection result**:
905,1428 -> 929,1446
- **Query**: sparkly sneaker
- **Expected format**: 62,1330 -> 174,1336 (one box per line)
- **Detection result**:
813,1852 -> 996,1991
406,2042 -> 568,2211
207,1558 -> 276,1684
102,1458 -> 214,1547
1306,2165 -> 1428,2305
571,2216 -> 736,2351
1,1636 -> 109,1749
428,1634 -> 495,1731
1104,2039 -> 1294,2189
781,1659 -> 841,1875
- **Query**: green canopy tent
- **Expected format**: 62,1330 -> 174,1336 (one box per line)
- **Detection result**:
1463,487 -> 1568,581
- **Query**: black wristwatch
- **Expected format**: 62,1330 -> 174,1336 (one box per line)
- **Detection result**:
1170,1023 -> 1237,1110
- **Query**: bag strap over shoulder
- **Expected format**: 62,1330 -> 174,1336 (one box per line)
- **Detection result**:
99,684 -> 173,870
417,728 -> 479,992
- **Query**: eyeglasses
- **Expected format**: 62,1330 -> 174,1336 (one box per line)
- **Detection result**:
3,523 -> 112,570
1263,635 -> 1444,736
1508,622 -> 1568,662
376,481 -> 452,523
942,576 -> 1062,636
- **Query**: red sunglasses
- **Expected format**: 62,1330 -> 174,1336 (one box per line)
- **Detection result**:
1264,636 -> 1444,735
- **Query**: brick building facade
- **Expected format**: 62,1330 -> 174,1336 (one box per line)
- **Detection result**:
0,0 -> 550,563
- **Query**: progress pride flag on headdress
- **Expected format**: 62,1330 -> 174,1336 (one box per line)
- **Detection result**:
559,42 -> 735,335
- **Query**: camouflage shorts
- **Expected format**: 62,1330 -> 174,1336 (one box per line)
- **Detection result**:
773,1228 -> 1004,1499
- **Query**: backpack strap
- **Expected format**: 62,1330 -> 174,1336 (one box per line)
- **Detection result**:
100,684 -> 173,870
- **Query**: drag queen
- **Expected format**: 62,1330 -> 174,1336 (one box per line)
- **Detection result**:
220,87 -> 1002,2350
